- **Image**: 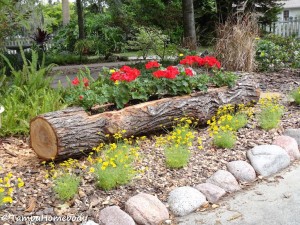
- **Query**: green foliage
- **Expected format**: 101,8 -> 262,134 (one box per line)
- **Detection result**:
53,174 -> 80,201
213,130 -> 236,149
65,65 -> 211,110
211,70 -> 238,88
0,50 -> 66,136
291,87 -> 300,105
256,35 -> 300,71
92,134 -> 140,191
156,118 -> 196,168
258,97 -> 284,130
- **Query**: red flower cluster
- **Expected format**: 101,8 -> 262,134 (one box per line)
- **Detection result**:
153,66 -> 179,79
110,66 -> 141,82
180,55 -> 221,69
145,61 -> 160,69
185,68 -> 194,76
72,77 -> 89,87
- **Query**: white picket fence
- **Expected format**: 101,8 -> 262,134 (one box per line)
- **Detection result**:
261,19 -> 300,37
4,36 -> 53,54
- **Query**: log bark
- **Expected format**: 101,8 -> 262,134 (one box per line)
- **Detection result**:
30,75 -> 260,161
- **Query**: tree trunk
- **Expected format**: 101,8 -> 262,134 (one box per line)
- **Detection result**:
76,0 -> 85,39
30,75 -> 260,161
182,0 -> 197,50
62,0 -> 70,26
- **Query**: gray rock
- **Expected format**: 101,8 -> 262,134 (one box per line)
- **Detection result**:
98,206 -> 135,225
81,220 -> 99,225
247,145 -> 290,177
206,170 -> 241,193
125,193 -> 169,225
227,160 -> 256,182
273,135 -> 300,161
168,186 -> 206,217
195,183 -> 226,203
284,129 -> 300,146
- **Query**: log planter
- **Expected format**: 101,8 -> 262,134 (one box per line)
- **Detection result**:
30,75 -> 260,161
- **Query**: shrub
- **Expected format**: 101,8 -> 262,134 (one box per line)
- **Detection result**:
53,174 -> 80,201
258,96 -> 284,130
214,14 -> 258,72
291,87 -> 300,105
213,130 -> 236,149
0,50 -> 66,136
211,70 -> 238,88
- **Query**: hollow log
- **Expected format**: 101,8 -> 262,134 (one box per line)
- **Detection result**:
30,75 -> 260,160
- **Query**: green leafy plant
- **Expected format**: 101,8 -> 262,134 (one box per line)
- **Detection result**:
211,70 -> 238,88
156,118 -> 196,168
258,96 -> 284,130
213,130 -> 236,149
291,87 -> 300,105
53,174 -> 80,201
89,131 -> 140,191
0,49 -> 66,136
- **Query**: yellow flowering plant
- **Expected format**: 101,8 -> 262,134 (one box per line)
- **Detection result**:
0,166 -> 24,206
90,130 -> 141,191
156,117 -> 197,168
257,96 -> 284,130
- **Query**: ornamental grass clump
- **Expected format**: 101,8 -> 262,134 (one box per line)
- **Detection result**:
0,166 -> 24,206
291,87 -> 300,105
257,96 -> 284,130
156,117 -> 197,168
89,131 -> 141,191
208,104 -> 253,148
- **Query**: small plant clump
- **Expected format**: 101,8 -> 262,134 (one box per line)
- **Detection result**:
88,131 -> 141,191
0,166 -> 24,206
291,87 -> 300,105
208,104 -> 253,149
156,117 -> 199,168
257,96 -> 284,130
44,159 -> 81,201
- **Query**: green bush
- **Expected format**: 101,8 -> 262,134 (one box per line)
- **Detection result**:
0,50 -> 66,136
256,34 -> 300,71
291,87 -> 300,105
213,130 -> 236,149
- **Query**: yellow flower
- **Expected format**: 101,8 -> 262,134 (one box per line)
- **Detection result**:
89,167 -> 95,173
3,196 -> 13,204
115,81 -> 119,85
0,188 -> 4,193
8,188 -> 13,195
179,53 -> 184,57
110,69 -> 116,73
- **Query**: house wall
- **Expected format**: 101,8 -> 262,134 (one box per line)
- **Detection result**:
278,8 -> 300,21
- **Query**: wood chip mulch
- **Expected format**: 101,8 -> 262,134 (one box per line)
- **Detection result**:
1,69 -> 300,225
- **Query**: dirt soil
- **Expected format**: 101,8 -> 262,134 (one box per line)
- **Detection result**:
1,69 -> 300,225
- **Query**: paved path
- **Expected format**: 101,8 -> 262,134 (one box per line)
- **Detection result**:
177,162 -> 300,225
50,60 -> 145,88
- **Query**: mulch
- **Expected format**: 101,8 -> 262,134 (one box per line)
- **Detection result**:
1,68 -> 300,225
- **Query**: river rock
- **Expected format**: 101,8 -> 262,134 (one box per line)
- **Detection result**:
273,135 -> 300,161
247,145 -> 290,177
168,186 -> 206,217
227,160 -> 256,182
206,170 -> 240,193
195,183 -> 226,203
125,193 -> 168,225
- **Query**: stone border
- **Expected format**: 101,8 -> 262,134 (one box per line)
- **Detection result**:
81,129 -> 300,225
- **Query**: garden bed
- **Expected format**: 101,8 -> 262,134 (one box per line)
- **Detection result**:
0,69 -> 300,224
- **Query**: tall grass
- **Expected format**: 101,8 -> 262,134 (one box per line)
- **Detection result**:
214,14 -> 259,72
0,49 -> 66,136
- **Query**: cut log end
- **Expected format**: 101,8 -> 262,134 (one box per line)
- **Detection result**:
30,117 -> 58,160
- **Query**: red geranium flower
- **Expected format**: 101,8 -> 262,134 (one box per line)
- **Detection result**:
72,77 -> 80,86
145,61 -> 160,69
185,68 -> 194,76
110,66 -> 141,82
152,66 -> 179,79
79,95 -> 84,100
202,56 -> 221,69
83,77 -> 89,87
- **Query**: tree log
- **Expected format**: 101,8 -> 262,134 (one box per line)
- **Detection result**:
30,75 -> 260,160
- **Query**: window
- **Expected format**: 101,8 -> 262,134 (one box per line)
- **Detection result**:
283,10 -> 289,20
